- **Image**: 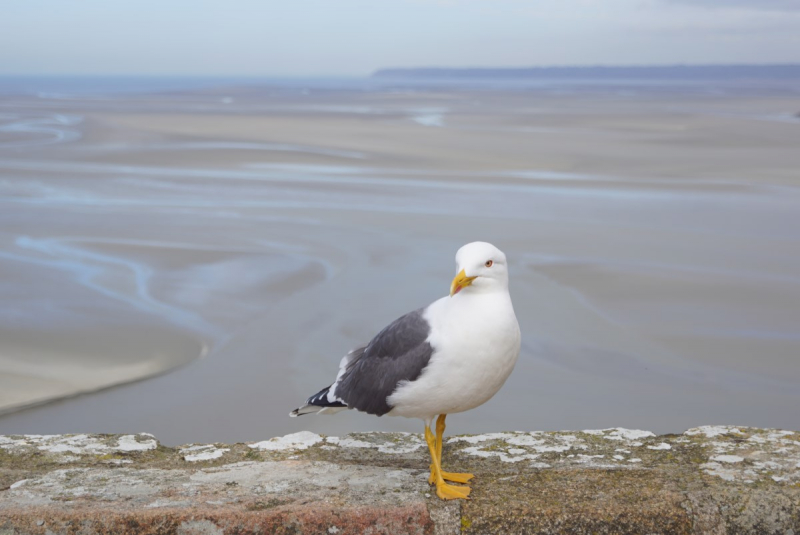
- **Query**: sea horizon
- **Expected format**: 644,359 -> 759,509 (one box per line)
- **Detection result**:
2,63 -> 800,98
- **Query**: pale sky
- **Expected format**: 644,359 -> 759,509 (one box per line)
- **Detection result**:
2,0 -> 799,76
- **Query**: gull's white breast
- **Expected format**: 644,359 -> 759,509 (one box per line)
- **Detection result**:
387,292 -> 521,420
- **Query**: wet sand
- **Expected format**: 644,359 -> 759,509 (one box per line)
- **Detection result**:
0,81 -> 799,444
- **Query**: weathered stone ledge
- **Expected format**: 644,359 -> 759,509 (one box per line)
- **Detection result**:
1,426 -> 799,534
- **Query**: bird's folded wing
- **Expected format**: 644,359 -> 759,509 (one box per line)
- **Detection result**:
332,308 -> 434,416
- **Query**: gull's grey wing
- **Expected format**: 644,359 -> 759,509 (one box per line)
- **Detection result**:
333,308 -> 434,416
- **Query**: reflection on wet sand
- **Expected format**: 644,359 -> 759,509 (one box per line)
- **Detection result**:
0,113 -> 83,149
0,81 -> 798,444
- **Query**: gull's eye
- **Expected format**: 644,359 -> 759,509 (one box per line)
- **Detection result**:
485,260 -> 493,268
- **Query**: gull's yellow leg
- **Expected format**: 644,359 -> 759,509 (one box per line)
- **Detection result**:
429,414 -> 475,485
428,416 -> 439,484
425,424 -> 471,500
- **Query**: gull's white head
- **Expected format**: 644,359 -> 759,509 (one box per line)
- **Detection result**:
450,241 -> 509,297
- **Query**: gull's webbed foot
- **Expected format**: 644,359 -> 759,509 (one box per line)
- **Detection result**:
429,465 -> 475,484
435,481 -> 472,500
441,471 -> 475,484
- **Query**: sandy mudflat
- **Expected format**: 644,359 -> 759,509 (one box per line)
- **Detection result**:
0,81 -> 798,444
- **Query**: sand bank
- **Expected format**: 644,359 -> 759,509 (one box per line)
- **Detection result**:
0,83 -> 798,443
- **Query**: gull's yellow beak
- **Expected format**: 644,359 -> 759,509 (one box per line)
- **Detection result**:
450,269 -> 477,297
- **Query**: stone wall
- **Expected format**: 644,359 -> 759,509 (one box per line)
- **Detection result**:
1,426 -> 799,534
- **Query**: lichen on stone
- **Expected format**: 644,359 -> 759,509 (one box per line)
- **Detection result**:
2,427 -> 799,534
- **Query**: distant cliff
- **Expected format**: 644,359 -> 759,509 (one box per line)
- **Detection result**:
2,426 -> 800,534
373,64 -> 800,80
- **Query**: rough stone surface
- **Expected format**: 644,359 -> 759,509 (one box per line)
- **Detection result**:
1,427 -> 798,534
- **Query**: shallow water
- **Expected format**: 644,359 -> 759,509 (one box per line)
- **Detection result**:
0,79 -> 799,444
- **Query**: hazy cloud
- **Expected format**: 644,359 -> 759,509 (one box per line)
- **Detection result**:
1,0 -> 798,76
664,0 -> 800,11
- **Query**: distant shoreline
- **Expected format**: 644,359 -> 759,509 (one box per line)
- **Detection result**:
2,65 -> 799,98
373,64 -> 800,80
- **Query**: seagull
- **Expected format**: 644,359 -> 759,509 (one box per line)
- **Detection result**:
290,241 -> 521,500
